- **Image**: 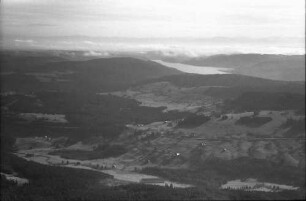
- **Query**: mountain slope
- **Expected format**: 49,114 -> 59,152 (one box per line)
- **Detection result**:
1,56 -> 182,92
183,54 -> 305,81
149,74 -> 305,94
154,73 -> 288,87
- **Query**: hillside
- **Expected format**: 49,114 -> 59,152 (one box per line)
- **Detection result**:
144,74 -> 305,98
1,53 -> 305,200
0,51 -> 66,72
153,74 -> 303,88
1,54 -> 181,93
182,54 -> 305,81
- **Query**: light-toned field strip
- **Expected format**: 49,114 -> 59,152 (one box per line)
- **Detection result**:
0,172 -> 29,186
221,178 -> 299,192
18,113 -> 68,123
14,150 -> 192,188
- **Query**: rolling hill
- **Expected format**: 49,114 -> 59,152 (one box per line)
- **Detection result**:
1,54 -> 182,93
144,74 -> 305,98
1,51 -> 305,200
182,54 -> 305,81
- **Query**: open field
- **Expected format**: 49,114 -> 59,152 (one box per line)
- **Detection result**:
13,108 -> 305,191
14,109 -> 305,169
102,81 -> 222,113
18,113 -> 68,123
0,172 -> 29,186
221,178 -> 299,192
14,148 -> 192,188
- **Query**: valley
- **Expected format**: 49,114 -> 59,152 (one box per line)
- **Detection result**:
1,0 -> 305,199
1,51 -> 305,200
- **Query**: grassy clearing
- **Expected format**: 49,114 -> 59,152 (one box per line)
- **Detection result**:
177,114 -> 210,128
140,164 -> 305,200
235,116 -> 272,127
281,118 -> 305,137
142,156 -> 305,188
49,145 -> 127,160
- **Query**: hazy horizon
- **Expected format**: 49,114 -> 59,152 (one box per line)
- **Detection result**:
1,0 -> 305,56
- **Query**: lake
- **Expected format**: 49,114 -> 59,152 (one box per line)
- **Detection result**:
153,60 -> 233,75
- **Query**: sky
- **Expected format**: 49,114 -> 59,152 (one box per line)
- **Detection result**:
1,0 -> 305,55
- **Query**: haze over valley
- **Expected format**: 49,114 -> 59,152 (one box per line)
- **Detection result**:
1,0 -> 305,200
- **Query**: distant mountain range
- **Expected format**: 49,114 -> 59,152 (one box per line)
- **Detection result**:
182,54 -> 305,81
1,51 -> 304,94
0,53 -> 181,93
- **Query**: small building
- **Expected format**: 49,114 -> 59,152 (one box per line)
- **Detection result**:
200,142 -> 206,146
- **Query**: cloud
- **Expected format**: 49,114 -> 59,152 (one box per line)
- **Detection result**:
83,51 -> 110,57
14,39 -> 35,43
2,0 -> 304,39
28,23 -> 57,27
2,0 -> 304,53
83,41 -> 96,45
